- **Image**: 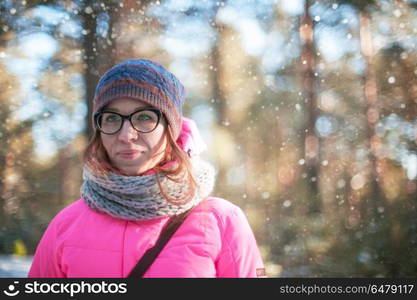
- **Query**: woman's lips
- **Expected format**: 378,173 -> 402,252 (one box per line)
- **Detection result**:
118,150 -> 142,159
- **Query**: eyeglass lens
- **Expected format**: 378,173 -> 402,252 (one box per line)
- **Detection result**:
99,110 -> 159,134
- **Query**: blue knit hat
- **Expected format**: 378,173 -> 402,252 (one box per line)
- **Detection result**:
93,59 -> 185,139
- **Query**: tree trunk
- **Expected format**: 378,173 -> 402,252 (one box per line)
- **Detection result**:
81,8 -> 98,140
81,2 -> 118,140
358,10 -> 385,214
299,0 -> 320,213
210,10 -> 230,193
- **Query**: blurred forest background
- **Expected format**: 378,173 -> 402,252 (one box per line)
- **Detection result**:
0,0 -> 416,277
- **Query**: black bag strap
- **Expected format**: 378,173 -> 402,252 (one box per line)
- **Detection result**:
127,208 -> 193,278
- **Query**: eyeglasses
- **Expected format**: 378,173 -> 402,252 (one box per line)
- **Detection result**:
94,108 -> 162,135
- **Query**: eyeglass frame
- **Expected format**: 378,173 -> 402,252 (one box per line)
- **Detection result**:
94,107 -> 163,135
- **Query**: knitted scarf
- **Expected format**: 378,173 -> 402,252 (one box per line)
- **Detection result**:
81,156 -> 216,221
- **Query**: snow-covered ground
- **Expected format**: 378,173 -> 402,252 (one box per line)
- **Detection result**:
0,255 -> 33,278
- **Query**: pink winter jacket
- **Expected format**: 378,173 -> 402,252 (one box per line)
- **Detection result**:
28,117 -> 265,277
28,196 -> 265,278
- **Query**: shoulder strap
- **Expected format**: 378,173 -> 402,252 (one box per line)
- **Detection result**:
127,208 -> 193,278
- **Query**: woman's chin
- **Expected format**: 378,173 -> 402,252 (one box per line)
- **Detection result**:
115,162 -> 146,176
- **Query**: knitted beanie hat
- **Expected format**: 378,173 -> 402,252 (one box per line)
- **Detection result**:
93,59 -> 185,140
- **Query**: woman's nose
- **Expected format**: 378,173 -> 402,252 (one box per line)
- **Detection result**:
117,120 -> 138,142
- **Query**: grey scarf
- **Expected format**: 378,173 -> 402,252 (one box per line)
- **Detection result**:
81,156 -> 216,221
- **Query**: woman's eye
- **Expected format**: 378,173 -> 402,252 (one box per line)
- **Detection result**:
105,115 -> 119,122
136,114 -> 151,121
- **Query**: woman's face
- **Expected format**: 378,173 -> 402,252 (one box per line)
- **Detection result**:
100,98 -> 168,175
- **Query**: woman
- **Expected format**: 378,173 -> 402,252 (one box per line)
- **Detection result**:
28,58 -> 265,278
